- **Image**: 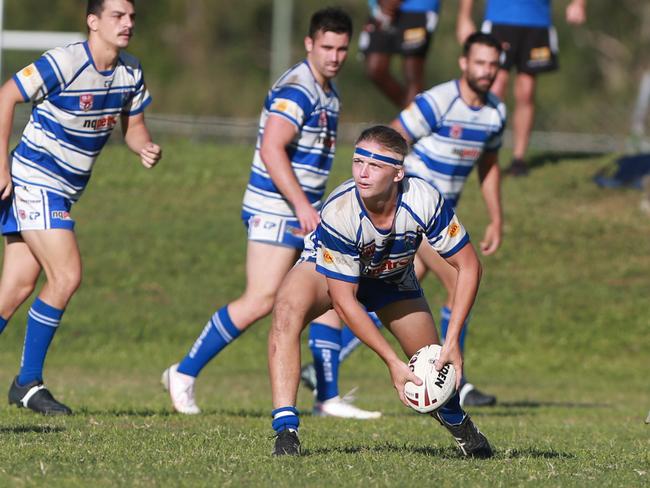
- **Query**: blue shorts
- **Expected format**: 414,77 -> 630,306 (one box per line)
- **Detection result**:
0,186 -> 75,235
242,211 -> 305,249
356,275 -> 424,312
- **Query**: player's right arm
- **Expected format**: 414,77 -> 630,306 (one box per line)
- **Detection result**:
326,276 -> 422,407
0,79 -> 25,200
260,115 -> 320,234
456,0 -> 477,45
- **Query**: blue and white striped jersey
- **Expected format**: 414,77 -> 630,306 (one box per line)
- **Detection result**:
398,80 -> 506,207
313,177 -> 469,284
242,60 -> 339,221
11,41 -> 151,202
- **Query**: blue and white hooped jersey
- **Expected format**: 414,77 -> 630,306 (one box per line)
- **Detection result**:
242,60 -> 339,221
484,0 -> 552,28
312,177 -> 469,285
398,80 -> 506,207
11,41 -> 151,202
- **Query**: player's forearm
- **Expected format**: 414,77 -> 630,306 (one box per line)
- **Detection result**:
0,81 -> 22,169
332,295 -> 400,365
262,146 -> 312,209
457,0 -> 474,20
445,246 -> 481,343
124,121 -> 153,154
479,156 -> 502,227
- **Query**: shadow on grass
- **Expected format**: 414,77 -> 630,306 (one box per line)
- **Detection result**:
0,425 -> 65,434
526,151 -> 603,170
498,400 -> 609,409
305,443 -> 574,460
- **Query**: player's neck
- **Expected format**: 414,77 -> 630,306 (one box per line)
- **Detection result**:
306,60 -> 331,92
458,78 -> 487,108
87,37 -> 121,72
362,187 -> 398,230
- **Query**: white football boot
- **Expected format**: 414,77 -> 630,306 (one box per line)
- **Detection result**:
161,363 -> 201,415
313,388 -> 381,419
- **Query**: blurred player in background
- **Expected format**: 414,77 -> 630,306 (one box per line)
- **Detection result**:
457,0 -> 587,176
162,8 -> 378,419
0,0 -> 161,415
269,125 -> 492,458
304,32 -> 506,408
360,0 -> 441,108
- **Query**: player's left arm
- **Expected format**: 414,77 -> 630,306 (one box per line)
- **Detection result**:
326,277 -> 422,406
121,112 -> 162,169
439,243 -> 482,389
477,150 -> 502,255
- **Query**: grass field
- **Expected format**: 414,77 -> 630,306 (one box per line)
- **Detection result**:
0,140 -> 648,487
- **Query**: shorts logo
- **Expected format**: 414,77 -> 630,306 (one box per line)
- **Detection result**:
80,94 -> 94,112
323,249 -> 334,264
29,211 -> 41,220
450,125 -> 463,139
51,210 -> 71,220
251,216 -> 262,228
18,210 -> 27,220
530,47 -> 551,62
22,65 -> 35,77
448,222 -> 460,237
263,221 -> 276,230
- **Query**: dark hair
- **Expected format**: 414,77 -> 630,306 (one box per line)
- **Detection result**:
308,7 -> 353,39
87,0 -> 135,17
355,125 -> 408,159
462,32 -> 502,57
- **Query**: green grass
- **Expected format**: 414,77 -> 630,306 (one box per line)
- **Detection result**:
0,140 -> 648,487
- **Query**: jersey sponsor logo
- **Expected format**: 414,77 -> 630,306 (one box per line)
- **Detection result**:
450,125 -> 463,139
51,210 -> 71,220
323,249 -> 334,264
22,65 -> 36,77
366,257 -> 411,277
80,94 -> 94,112
83,115 -> 118,130
448,222 -> 460,237
452,147 -> 481,159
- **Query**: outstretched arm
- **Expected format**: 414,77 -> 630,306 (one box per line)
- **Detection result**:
438,243 -> 482,388
121,112 -> 162,169
0,79 -> 25,199
477,151 -> 502,256
327,277 -> 422,406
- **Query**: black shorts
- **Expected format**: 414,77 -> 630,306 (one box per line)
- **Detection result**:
359,11 -> 438,58
481,22 -> 559,74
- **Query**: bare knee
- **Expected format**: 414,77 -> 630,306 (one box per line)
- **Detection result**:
271,294 -> 305,339
47,269 -> 82,302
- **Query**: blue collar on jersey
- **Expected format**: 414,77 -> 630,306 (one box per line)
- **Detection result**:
354,146 -> 404,167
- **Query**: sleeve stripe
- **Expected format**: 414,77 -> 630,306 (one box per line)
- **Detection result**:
316,265 -> 359,283
439,234 -> 470,258
12,75 -> 30,102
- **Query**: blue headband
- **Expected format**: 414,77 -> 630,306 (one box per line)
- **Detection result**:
354,146 -> 403,166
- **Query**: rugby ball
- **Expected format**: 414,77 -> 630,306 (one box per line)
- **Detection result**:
404,344 -> 456,413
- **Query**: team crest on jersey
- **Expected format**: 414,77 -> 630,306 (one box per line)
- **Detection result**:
319,110 -> 328,127
22,65 -> 35,77
323,249 -> 334,264
448,222 -> 460,237
450,125 -> 463,139
361,243 -> 376,258
80,94 -> 94,112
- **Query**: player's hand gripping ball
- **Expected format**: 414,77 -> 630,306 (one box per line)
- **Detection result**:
404,344 -> 457,413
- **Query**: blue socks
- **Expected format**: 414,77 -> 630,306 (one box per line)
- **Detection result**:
309,323 -> 341,402
439,306 -> 468,352
18,298 -> 64,386
437,391 -> 466,425
272,406 -> 300,433
177,305 -> 241,377
0,316 -> 8,335
338,312 -> 383,362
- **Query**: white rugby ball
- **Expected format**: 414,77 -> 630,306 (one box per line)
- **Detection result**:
404,344 -> 457,413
